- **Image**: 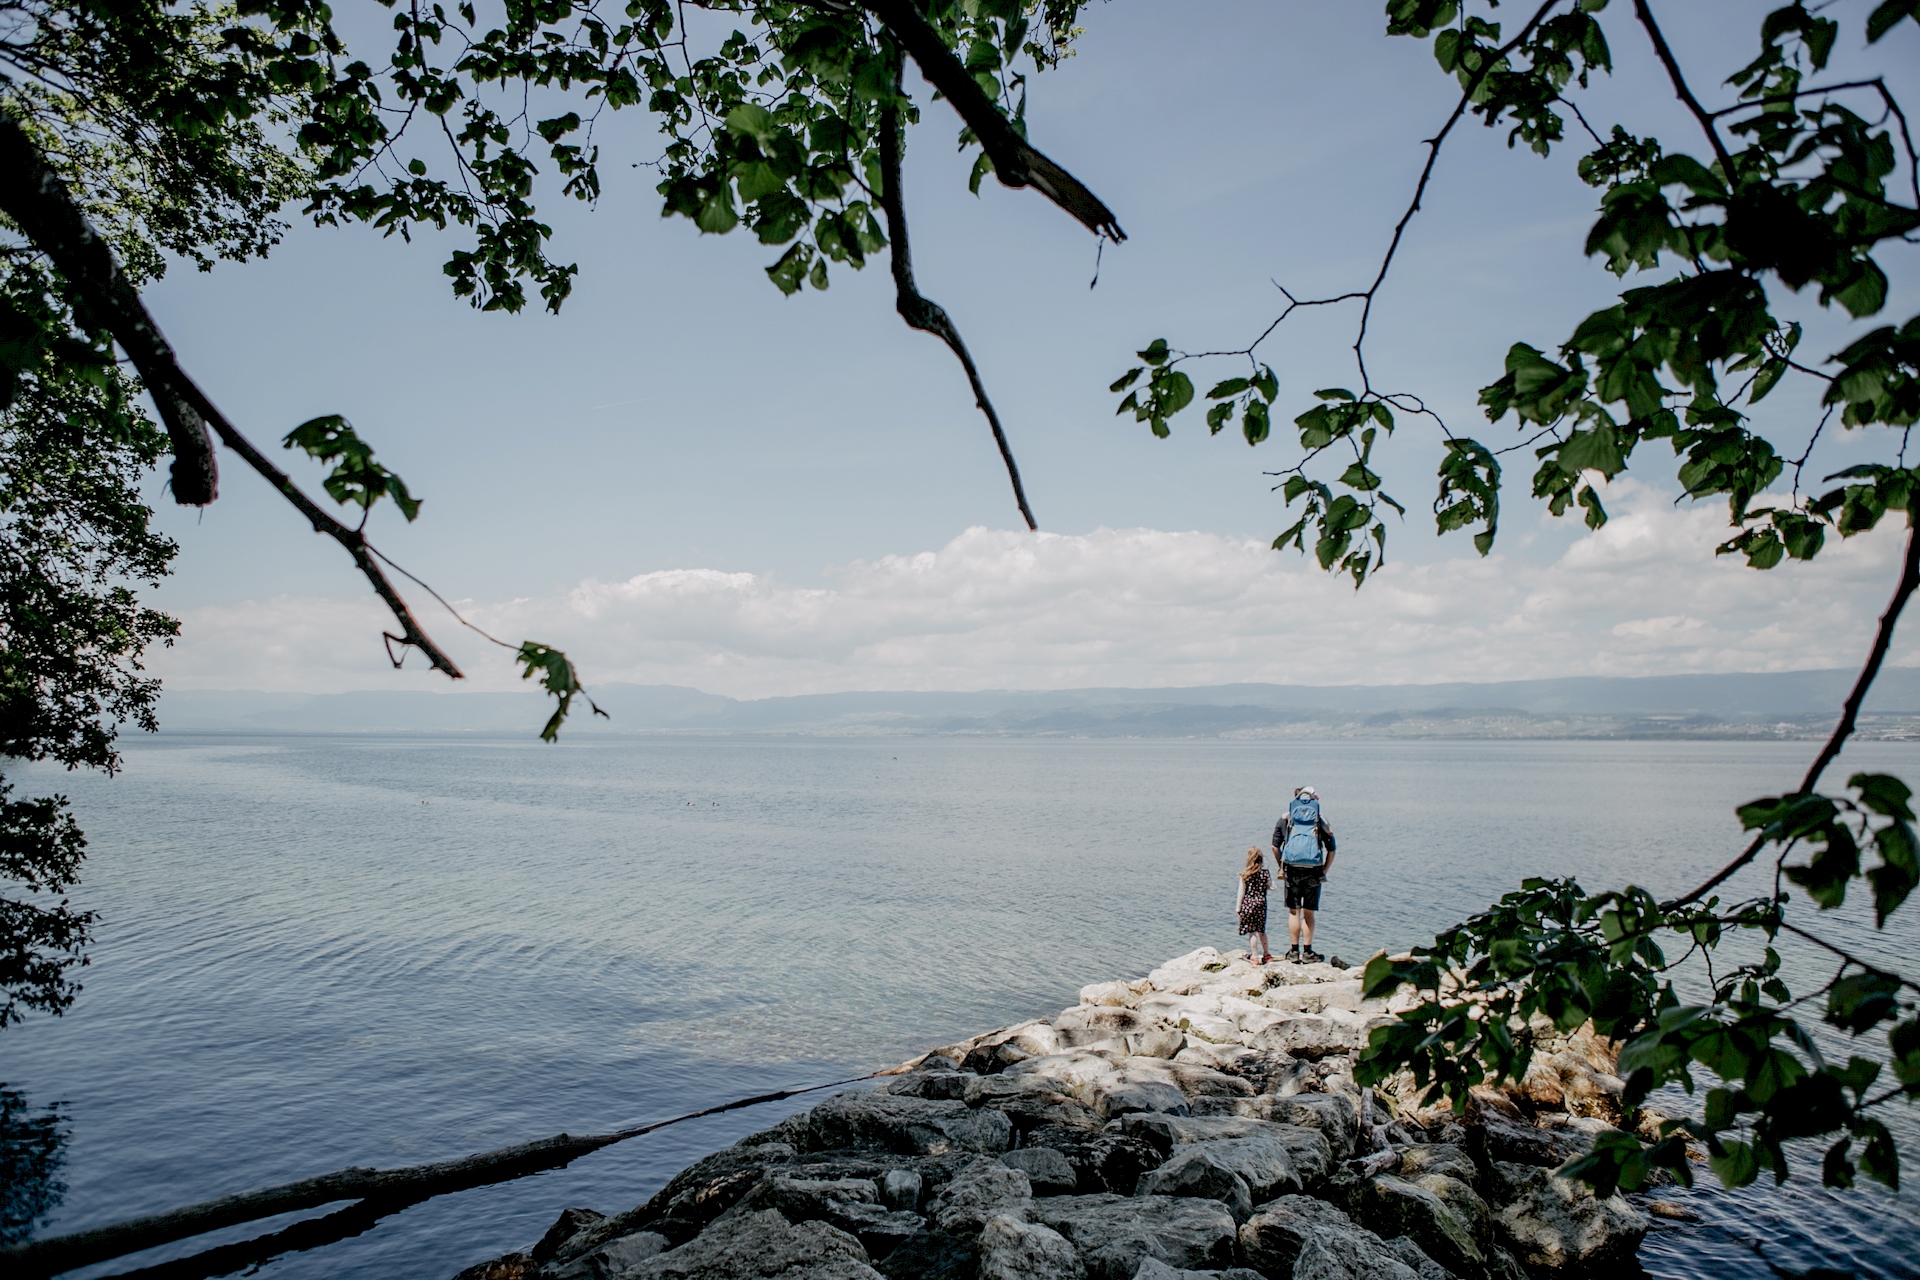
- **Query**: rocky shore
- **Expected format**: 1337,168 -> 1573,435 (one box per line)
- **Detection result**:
452,947 -> 1657,1280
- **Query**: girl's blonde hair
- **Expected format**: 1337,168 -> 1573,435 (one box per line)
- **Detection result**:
1241,846 -> 1265,880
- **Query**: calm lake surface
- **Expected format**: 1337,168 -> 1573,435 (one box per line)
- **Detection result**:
6,734 -> 1919,1279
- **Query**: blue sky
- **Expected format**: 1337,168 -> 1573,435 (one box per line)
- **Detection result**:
132,2 -> 1920,696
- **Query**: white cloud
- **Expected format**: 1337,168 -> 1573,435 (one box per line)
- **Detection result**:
148,482 -> 1920,697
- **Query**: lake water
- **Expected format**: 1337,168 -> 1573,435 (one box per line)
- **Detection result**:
4,734 -> 1918,1279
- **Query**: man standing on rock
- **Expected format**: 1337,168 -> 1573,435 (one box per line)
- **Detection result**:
1272,785 -> 1336,963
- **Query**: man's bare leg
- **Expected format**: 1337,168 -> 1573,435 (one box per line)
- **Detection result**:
1300,908 -> 1317,950
1288,908 -> 1303,950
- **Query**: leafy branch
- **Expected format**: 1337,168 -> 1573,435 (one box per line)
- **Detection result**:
1108,0 -> 1920,1199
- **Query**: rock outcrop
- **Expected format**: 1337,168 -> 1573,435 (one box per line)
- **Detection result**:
449,947 -> 1655,1280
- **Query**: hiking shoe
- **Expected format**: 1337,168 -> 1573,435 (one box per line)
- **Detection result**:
1284,945 -> 1301,963
1301,948 -> 1325,964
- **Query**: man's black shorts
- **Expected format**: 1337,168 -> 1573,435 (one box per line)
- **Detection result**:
1283,864 -> 1324,911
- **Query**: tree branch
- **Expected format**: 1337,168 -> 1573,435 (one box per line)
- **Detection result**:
857,0 -> 1123,241
1668,519 -> 1920,908
0,115 -> 218,505
1632,0 -> 1736,174
0,115 -> 463,680
879,100 -> 1037,531
1773,918 -> 1920,994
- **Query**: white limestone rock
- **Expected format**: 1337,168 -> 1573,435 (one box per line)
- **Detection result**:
1492,1163 -> 1648,1271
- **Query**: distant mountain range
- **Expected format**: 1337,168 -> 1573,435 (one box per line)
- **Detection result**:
153,669 -> 1920,739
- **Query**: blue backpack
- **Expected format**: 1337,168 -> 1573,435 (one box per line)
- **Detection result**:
1282,795 -> 1323,866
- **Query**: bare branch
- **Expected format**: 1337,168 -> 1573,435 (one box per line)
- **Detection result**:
879,101 -> 1037,531
1668,519 -> 1920,908
1632,0 -> 1736,174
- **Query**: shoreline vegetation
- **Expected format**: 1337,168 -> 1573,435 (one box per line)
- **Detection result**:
454,946 -> 1662,1280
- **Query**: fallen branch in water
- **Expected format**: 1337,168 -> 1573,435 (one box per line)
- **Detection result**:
6,1060 -> 924,1278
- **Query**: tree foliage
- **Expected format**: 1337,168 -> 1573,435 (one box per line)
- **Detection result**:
1117,0 -> 1920,1195
0,250 -> 178,1022
0,0 -> 1110,1024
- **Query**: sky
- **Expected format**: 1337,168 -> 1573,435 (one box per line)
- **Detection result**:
132,1 -> 1920,698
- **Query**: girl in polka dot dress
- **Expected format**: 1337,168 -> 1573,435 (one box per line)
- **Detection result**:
1235,845 -> 1273,965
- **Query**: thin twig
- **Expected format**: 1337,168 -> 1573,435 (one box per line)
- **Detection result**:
1773,919 -> 1920,994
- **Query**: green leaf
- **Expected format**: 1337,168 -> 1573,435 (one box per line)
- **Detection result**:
1156,370 -> 1195,416
1207,377 -> 1250,400
695,188 -> 739,235
1827,973 -> 1901,1034
1138,339 -> 1170,367
1708,1138 -> 1760,1188
1867,0 -> 1920,43
515,641 -> 608,742
1555,426 -> 1626,477
732,160 -> 785,203
722,102 -> 777,147
1852,773 -> 1915,821
1110,367 -> 1143,393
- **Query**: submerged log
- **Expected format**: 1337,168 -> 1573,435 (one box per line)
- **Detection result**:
3,1072 -> 894,1278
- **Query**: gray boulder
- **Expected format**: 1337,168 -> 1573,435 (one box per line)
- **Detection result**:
1129,1262 -> 1265,1280
1087,1078 -> 1192,1121
804,1091 -> 1014,1156
1291,1230 -> 1421,1280
1028,1194 -> 1238,1280
1355,1175 -> 1485,1277
1116,1116 -> 1331,1185
716,1176 -> 923,1260
1265,1095 -> 1358,1161
565,1143 -> 796,1255
880,1169 -> 922,1212
1394,1145 -> 1478,1190
882,1072 -> 975,1101
1380,1238 -> 1455,1280
1236,1194 -> 1355,1277
547,1232 -> 669,1280
1002,1146 -> 1081,1196
1137,1135 -> 1302,1213
978,1213 -> 1087,1280
1025,1129 -> 1165,1195
627,1209 -> 882,1280
928,1156 -> 1034,1235
1411,1174 -> 1490,1246
1132,1146 -> 1252,1224
1492,1163 -> 1647,1270
532,1209 -> 607,1265
966,1075 -> 1072,1108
